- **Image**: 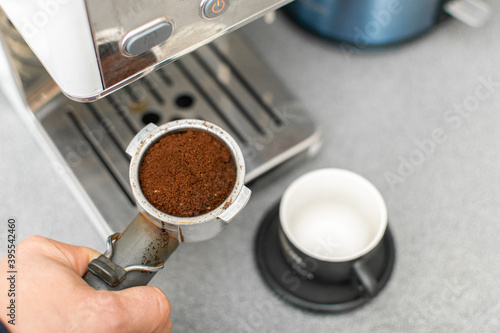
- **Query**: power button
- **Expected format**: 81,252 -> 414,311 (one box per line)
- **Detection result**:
202,0 -> 230,19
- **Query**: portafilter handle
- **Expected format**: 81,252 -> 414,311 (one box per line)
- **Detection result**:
83,213 -> 179,291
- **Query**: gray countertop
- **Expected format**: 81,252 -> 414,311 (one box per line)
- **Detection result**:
2,3 -> 500,332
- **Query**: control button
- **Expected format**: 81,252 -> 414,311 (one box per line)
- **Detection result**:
123,20 -> 173,56
202,0 -> 230,19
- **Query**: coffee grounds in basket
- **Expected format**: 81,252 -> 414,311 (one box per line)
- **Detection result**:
139,129 -> 237,217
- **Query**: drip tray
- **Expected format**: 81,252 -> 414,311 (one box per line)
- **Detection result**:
35,33 -> 322,232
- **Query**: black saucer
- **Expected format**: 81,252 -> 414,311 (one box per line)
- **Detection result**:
255,202 -> 396,313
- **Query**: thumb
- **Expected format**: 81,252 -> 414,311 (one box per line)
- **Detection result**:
19,236 -> 101,276
115,286 -> 172,333
45,238 -> 101,276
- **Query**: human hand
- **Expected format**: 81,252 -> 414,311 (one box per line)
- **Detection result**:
0,236 -> 172,333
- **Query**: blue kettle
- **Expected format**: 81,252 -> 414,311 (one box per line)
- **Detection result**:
285,0 -> 447,45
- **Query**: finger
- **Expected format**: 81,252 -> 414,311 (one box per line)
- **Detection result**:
19,236 -> 101,276
166,318 -> 173,333
157,318 -> 172,333
116,286 -> 171,333
43,237 -> 101,276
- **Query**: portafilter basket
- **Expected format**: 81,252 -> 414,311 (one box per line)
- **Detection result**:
84,120 -> 251,290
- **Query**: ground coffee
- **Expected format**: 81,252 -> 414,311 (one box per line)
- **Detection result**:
139,129 -> 237,217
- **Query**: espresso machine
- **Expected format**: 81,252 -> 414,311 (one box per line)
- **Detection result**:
0,0 -> 321,240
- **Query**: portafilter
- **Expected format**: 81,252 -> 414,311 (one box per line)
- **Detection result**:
84,119 -> 251,290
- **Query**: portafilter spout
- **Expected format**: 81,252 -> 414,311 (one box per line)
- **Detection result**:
84,120 -> 251,291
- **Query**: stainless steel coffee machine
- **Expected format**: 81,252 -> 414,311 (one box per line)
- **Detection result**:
1,0 -> 295,100
0,0 -> 322,237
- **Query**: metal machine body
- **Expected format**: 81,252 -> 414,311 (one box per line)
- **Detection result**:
0,0 -> 293,101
